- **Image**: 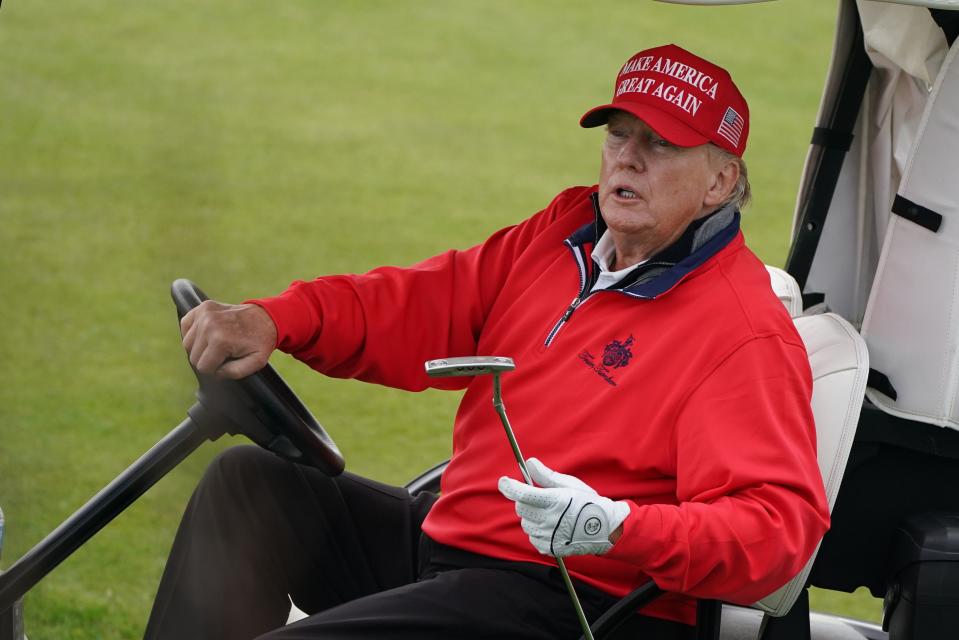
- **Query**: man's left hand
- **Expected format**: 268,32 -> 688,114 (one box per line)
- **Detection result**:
498,458 -> 630,557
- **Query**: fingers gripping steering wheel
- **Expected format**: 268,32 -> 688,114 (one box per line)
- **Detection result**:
171,278 -> 345,476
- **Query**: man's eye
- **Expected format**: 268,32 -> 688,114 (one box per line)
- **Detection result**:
608,127 -> 628,139
652,136 -> 673,148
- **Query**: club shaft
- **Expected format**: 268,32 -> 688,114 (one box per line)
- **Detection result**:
492,374 -> 595,640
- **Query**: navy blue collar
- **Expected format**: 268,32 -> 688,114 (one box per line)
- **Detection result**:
564,192 -> 741,299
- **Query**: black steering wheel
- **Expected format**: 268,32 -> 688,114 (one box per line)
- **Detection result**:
171,278 -> 345,476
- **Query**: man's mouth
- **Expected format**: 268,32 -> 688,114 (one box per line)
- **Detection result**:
615,188 -> 638,200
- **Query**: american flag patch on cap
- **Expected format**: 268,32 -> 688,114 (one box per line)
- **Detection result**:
717,107 -> 744,148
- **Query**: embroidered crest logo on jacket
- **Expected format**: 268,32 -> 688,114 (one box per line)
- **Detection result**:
579,335 -> 634,386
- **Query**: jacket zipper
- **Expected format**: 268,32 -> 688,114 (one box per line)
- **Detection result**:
544,296 -> 583,347
545,261 -> 671,349
543,239 -> 600,349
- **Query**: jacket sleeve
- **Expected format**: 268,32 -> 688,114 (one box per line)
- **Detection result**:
604,335 -> 831,604
247,187 -> 590,391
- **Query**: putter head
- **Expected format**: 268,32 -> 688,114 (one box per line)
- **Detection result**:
424,356 -> 515,378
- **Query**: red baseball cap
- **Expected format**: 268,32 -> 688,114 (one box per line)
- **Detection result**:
580,44 -> 749,157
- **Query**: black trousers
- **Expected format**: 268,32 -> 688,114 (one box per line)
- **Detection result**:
145,446 -> 695,639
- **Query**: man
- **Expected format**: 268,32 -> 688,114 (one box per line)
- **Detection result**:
146,44 -> 829,639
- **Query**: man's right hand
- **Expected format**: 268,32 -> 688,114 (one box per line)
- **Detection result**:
180,300 -> 278,379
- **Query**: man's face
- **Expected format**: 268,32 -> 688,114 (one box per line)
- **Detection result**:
598,111 -> 733,265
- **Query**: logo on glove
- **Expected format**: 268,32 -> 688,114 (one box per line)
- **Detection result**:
583,517 -> 602,536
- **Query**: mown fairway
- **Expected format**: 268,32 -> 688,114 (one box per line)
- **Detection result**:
0,1 -> 879,637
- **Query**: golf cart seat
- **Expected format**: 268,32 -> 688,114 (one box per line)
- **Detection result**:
766,265 -> 804,318
748,312 -> 868,626
404,307 -> 870,639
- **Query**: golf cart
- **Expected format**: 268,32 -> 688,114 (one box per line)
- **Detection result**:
3,0 -> 959,638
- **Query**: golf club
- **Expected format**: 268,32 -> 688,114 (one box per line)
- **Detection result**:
424,356 -> 596,640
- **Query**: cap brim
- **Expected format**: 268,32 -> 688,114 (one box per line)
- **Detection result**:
579,103 -> 709,148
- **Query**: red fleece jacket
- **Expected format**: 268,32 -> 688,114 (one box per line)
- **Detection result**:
250,186 -> 830,625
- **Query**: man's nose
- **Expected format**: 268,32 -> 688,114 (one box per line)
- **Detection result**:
614,136 -> 647,171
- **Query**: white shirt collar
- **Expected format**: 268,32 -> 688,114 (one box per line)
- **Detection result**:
589,231 -> 648,292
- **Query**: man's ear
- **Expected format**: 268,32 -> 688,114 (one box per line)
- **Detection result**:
703,153 -> 740,209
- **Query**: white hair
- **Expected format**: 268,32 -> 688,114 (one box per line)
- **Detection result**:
712,146 -> 751,210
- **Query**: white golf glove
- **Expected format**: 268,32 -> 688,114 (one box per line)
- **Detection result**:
497,457 -> 630,558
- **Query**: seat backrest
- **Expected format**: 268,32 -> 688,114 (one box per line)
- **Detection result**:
751,312 -> 869,616
766,265 -> 804,318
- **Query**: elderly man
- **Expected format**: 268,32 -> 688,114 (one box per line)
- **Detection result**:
145,44 -> 829,640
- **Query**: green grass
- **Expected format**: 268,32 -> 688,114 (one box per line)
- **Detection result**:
0,1 -> 882,637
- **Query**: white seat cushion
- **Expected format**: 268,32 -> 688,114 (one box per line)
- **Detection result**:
752,313 -> 869,616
